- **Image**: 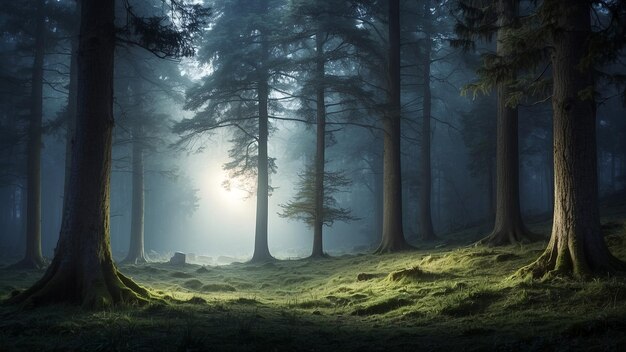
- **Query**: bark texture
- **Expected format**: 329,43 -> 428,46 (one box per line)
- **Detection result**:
376,0 -> 410,253
477,0 -> 536,246
519,1 -> 625,278
311,30 -> 326,259
15,0 -> 46,269
419,2 -> 436,241
7,0 -> 150,307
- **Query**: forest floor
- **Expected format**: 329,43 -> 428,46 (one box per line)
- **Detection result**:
1,206 -> 626,351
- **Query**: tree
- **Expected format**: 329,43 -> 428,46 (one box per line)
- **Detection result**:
460,96 -> 496,220
417,0 -> 437,241
287,0 -> 373,257
519,0 -> 626,277
177,0 -> 289,262
2,0 -> 49,269
7,0 -> 151,307
376,0 -> 410,253
455,0 -> 537,246
279,167 -> 357,256
8,0 -> 208,307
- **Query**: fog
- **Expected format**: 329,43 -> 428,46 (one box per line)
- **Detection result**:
1,0 -> 624,267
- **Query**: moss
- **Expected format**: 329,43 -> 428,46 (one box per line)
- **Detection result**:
183,279 -> 203,290
1,210 -> 626,351
352,297 -> 413,316
201,283 -> 236,292
195,266 -> 210,274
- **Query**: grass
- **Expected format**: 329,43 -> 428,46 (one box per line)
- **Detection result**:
1,208 -> 626,351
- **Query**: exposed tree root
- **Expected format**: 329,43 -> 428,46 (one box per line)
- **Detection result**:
5,257 -> 151,309
248,254 -> 276,264
476,226 -> 542,247
308,252 -> 330,260
514,236 -> 626,280
374,239 -> 415,254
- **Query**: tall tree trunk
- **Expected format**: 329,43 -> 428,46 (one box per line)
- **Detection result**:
8,0 -> 150,307
15,0 -> 46,269
519,1 -> 625,278
251,21 -> 273,262
311,30 -> 326,258
376,0 -> 410,253
60,4 -> 79,250
123,134 -> 146,264
251,72 -> 272,262
477,0 -> 536,246
419,2 -> 436,241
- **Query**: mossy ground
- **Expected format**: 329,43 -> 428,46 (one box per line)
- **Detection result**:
1,207 -> 626,351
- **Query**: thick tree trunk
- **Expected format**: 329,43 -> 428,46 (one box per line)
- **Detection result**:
15,0 -> 46,269
311,31 -> 326,259
419,5 -> 436,241
123,136 -> 146,264
60,5 -> 79,250
8,0 -> 150,307
519,1 -> 625,278
376,0 -> 410,253
477,0 -> 536,246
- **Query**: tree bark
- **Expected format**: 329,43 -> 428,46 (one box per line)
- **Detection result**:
250,18 -> 273,262
419,2 -> 436,241
123,134 -> 146,264
60,4 -> 79,250
519,0 -> 625,278
7,0 -> 150,307
376,0 -> 410,253
311,30 -> 327,259
477,0 -> 537,246
15,0 -> 46,269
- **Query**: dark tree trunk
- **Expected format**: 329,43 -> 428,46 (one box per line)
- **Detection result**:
477,0 -> 536,246
60,5 -> 79,249
8,0 -> 150,307
419,3 -> 436,241
311,31 -> 326,259
376,0 -> 410,253
520,1 -> 625,278
123,134 -> 146,264
15,0 -> 46,269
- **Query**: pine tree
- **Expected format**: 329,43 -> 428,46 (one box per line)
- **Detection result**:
176,0 -> 291,262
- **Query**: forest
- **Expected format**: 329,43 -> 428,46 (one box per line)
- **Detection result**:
0,0 -> 625,350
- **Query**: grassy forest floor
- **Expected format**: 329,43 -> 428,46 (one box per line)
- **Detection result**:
1,206 -> 626,351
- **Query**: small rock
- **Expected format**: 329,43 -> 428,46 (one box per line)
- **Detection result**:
170,252 -> 186,265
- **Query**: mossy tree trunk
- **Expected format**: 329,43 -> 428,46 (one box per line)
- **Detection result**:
7,0 -> 150,308
477,0 -> 536,246
312,30 -> 327,259
15,0 -> 46,269
376,0 -> 410,253
519,0 -> 626,278
419,1 -> 436,241
123,133 -> 146,264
